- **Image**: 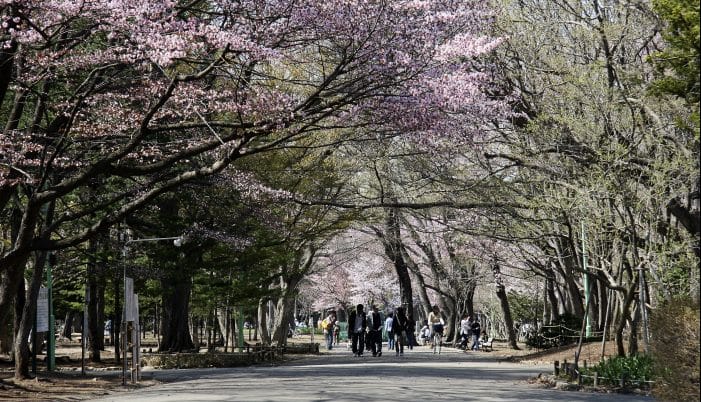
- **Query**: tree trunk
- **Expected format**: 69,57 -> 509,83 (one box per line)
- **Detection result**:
13,200 -> 55,379
206,309 -> 214,351
271,275 -> 301,346
159,275 -> 195,352
545,276 -> 558,324
4,88 -> 27,134
597,277 -> 609,330
441,296 -> 457,343
113,265 -> 121,363
627,303 -> 641,356
217,309 -> 232,351
407,259 -> 432,321
465,287 -> 475,320
0,264 -> 24,355
551,237 -> 585,318
384,208 -> 414,318
14,251 -> 48,379
493,262 -> 519,350
257,299 -> 271,345
0,207 -> 24,353
271,293 -> 294,346
61,311 -> 75,339
614,281 -> 637,357
87,236 -> 106,362
0,35 -> 17,111
589,276 -> 600,331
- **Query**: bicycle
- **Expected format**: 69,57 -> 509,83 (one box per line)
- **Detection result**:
432,331 -> 443,355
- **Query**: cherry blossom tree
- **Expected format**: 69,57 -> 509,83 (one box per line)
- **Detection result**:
1,0 -> 505,377
304,230 -> 399,315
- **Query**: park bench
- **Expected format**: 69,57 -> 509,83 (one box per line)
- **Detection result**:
479,337 -> 494,352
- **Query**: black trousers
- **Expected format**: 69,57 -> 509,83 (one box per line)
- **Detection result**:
368,330 -> 382,355
351,331 -> 365,355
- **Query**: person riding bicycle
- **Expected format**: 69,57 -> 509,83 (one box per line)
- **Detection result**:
428,305 -> 444,347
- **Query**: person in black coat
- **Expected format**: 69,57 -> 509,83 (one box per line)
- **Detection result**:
366,305 -> 383,357
347,304 -> 367,356
470,318 -> 481,350
392,306 -> 409,356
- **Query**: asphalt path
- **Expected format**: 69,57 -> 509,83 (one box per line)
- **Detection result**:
86,344 -> 653,402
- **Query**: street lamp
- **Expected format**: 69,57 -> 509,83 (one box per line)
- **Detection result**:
121,235 -> 183,385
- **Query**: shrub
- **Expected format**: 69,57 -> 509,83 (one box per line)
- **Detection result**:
649,297 -> 700,401
583,354 -> 654,387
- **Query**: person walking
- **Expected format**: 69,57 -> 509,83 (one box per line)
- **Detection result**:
392,306 -> 409,356
470,317 -> 481,351
367,305 -> 383,357
459,314 -> 472,350
384,312 -> 394,350
323,310 -> 337,350
405,312 -> 416,350
348,304 -> 367,357
333,322 -> 340,346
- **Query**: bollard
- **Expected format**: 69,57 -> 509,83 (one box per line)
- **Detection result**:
554,360 -> 560,376
593,372 -> 599,387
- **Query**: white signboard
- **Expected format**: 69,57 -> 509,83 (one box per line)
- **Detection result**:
36,287 -> 49,332
125,278 -> 137,322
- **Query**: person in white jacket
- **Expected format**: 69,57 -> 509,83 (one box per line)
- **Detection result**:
419,321 -> 431,345
384,312 -> 394,350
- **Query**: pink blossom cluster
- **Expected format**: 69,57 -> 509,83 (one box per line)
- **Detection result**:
0,0 -> 510,276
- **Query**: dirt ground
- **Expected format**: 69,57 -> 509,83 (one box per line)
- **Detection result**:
0,336 -> 622,401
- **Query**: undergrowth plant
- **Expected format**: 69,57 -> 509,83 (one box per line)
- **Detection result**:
582,354 -> 654,387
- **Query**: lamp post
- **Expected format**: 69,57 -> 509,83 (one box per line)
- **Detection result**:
121,235 -> 183,386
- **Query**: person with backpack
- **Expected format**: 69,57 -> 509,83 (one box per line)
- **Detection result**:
322,310 -> 337,350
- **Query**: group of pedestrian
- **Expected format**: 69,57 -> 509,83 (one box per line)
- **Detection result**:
328,304 -> 487,356
459,313 -> 485,351
347,304 -> 418,357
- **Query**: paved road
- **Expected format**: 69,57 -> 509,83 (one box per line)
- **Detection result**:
87,344 -> 653,402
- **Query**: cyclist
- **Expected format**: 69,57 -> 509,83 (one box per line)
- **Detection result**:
428,305 -> 444,348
